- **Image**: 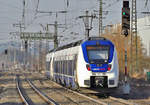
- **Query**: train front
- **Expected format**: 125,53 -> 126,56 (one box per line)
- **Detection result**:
77,37 -> 119,88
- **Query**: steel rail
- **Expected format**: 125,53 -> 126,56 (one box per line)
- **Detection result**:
26,79 -> 59,105
49,80 -> 139,105
109,96 -> 138,105
49,80 -> 108,105
16,76 -> 29,105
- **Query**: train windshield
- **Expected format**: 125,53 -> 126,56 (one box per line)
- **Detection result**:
87,46 -> 109,63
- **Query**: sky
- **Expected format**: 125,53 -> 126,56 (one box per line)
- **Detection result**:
0,0 -> 149,48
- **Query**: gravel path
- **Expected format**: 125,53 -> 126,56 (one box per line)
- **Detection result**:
0,71 -> 23,105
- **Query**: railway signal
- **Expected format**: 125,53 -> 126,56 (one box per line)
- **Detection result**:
122,0 -> 131,95
25,41 -> 28,50
122,0 -> 130,36
5,49 -> 8,55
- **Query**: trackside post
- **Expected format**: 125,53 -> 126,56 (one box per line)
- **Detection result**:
122,0 -> 131,95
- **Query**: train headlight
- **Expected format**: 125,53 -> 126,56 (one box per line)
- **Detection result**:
86,64 -> 91,71
107,64 -> 112,71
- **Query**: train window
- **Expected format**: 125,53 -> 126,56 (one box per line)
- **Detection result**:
68,60 -> 72,76
87,46 -> 109,63
67,61 -> 69,75
57,61 -> 59,73
46,62 -> 50,71
56,61 -> 58,73
59,61 -> 62,74
54,61 -> 57,73
72,60 -> 74,76
62,61 -> 65,74
61,61 -> 63,74
64,60 -> 67,75
59,61 -> 61,73
66,60 -> 68,75
54,61 -> 56,72
72,55 -> 77,76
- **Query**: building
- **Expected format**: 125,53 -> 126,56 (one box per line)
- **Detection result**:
137,16 -> 150,56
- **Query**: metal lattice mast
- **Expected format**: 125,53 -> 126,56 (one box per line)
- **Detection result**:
39,38 -> 42,72
131,0 -> 138,73
99,0 -> 103,36
22,0 -> 25,25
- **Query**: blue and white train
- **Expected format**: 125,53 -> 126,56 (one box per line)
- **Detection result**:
46,37 -> 119,89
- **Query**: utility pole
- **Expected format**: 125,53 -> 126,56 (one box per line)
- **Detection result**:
46,24 -> 49,53
47,21 -> 58,49
22,0 -> 25,26
145,0 -> 149,7
54,21 -> 58,48
35,7 -> 67,48
79,11 -> 97,39
12,23 -> 25,67
99,0 -> 103,36
33,41 -> 37,71
24,40 -> 28,70
131,0 -> 138,73
47,21 -> 65,49
39,35 -> 42,72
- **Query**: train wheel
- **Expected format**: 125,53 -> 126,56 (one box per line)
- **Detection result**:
64,80 -> 66,87
73,82 -> 79,91
59,79 -> 62,85
69,82 -> 72,89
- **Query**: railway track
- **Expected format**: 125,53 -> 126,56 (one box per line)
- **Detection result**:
64,85 -> 137,105
40,78 -> 138,105
78,86 -> 138,105
16,75 -> 59,105
24,72 -> 141,105
1,70 -> 149,105
30,76 -> 104,105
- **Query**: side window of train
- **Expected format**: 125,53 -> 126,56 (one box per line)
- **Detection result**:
64,60 -> 66,74
59,61 -> 60,73
55,61 -> 57,73
67,57 -> 69,75
65,56 -> 67,75
73,54 -> 78,75
62,60 -> 64,74
60,60 -> 62,74
66,60 -> 68,75
58,60 -> 61,73
53,58 -> 55,72
50,58 -> 51,64
52,58 -> 55,71
71,60 -> 74,76
57,61 -> 59,73
68,60 -> 72,76
63,60 -> 65,74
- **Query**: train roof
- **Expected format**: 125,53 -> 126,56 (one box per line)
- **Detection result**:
48,37 -> 109,53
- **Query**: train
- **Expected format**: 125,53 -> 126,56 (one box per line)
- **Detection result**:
46,37 -> 119,89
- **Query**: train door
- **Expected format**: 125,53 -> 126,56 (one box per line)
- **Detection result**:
50,53 -> 55,79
